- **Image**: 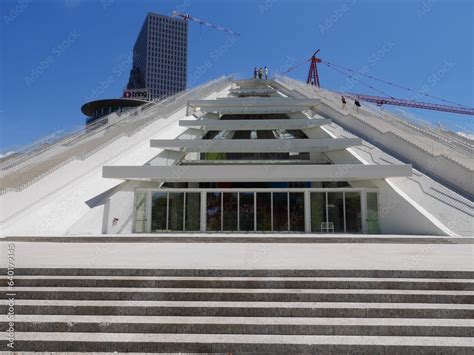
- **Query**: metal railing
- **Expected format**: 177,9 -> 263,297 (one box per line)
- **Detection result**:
323,122 -> 473,220
0,76 -> 232,194
276,75 -> 473,165
1,78 -> 228,173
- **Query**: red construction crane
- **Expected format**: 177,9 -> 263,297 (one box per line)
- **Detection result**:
289,50 -> 474,116
171,11 -> 240,36
307,49 -> 322,87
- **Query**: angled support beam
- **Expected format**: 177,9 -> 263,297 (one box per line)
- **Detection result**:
179,118 -> 331,130
150,138 -> 362,153
103,164 -> 412,182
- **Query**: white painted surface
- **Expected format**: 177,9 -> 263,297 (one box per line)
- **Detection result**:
0,85 -> 231,235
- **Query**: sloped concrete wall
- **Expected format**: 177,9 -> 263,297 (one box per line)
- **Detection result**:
314,104 -> 473,198
0,88 -> 230,236
305,124 -> 447,236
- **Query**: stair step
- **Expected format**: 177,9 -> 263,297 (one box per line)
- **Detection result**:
3,268 -> 472,278
5,287 -> 473,303
2,267 -> 471,352
2,315 -> 472,337
3,300 -> 473,318
5,276 -> 473,290
2,333 -> 473,353
4,235 -> 474,244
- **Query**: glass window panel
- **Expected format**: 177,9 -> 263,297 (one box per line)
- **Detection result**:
289,193 -> 305,232
223,193 -> 238,231
345,192 -> 362,233
367,192 -> 380,234
185,193 -> 201,231
273,192 -> 288,231
134,192 -> 147,233
327,192 -> 344,233
311,192 -> 326,232
257,193 -> 272,231
206,192 -> 221,231
168,192 -> 184,231
151,192 -> 167,231
239,192 -> 254,231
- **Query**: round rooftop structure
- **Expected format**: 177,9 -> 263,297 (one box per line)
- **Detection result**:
81,98 -> 149,118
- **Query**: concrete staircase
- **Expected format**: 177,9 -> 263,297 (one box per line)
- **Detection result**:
1,268 -> 473,353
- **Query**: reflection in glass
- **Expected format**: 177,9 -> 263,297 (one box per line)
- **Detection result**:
223,193 -> 238,231
134,192 -> 147,233
168,192 -> 184,231
239,192 -> 254,231
310,192 -> 326,232
273,192 -> 288,231
367,192 -> 380,234
289,193 -> 305,231
207,192 -> 221,231
327,192 -> 344,233
345,192 -> 362,233
151,192 -> 167,231
257,193 -> 272,231
185,193 -> 201,231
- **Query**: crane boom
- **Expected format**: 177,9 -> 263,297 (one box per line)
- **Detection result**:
172,11 -> 240,36
341,93 -> 474,116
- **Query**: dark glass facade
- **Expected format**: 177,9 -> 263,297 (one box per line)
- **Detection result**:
128,12 -> 188,99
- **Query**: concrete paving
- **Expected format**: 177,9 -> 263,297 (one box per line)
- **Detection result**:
1,238 -> 472,270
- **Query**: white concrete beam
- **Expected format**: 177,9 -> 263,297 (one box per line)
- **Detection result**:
150,138 -> 362,152
187,97 -> 321,115
229,88 -> 277,96
103,164 -> 412,182
178,118 -> 331,130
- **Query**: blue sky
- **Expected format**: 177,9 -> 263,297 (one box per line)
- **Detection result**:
0,0 -> 472,152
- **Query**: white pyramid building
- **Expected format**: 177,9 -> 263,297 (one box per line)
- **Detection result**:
0,76 -> 472,236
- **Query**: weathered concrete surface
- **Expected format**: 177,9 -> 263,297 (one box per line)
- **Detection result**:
1,235 -> 472,271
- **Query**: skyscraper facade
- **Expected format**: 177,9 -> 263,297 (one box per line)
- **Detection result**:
128,12 -> 188,99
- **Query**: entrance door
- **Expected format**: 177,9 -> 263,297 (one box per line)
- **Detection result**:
273,192 -> 288,231
256,192 -> 272,231
367,192 -> 380,234
289,192 -> 305,232
239,192 -> 255,231
223,193 -> 238,231
207,192 -> 221,231
133,192 -> 147,233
